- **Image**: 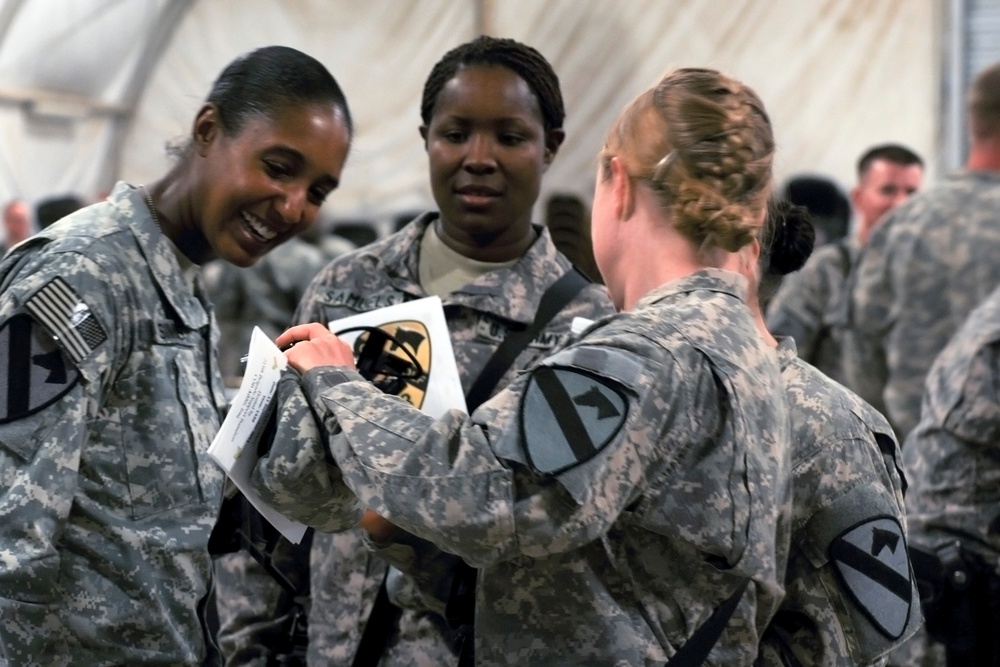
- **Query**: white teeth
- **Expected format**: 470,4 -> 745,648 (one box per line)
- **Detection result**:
241,211 -> 278,241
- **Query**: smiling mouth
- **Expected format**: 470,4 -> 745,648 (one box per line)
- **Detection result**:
241,211 -> 278,242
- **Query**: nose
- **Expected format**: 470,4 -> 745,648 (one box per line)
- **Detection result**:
277,184 -> 309,226
463,134 -> 497,174
889,191 -> 910,208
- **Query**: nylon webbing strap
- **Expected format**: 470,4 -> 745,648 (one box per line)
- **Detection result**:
464,267 -> 589,411
665,578 -> 750,667
351,569 -> 403,667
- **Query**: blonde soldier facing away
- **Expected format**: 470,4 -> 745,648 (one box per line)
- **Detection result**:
0,46 -> 352,665
255,67 -> 793,665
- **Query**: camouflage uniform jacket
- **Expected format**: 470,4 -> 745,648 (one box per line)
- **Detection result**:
841,170 -> 1000,439
0,181 -> 226,666
758,339 -> 920,667
216,212 -> 614,666
903,282 -> 1000,553
766,238 -> 856,386
255,268 -> 792,666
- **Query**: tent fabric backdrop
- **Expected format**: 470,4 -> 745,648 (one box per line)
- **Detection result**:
0,0 -> 941,235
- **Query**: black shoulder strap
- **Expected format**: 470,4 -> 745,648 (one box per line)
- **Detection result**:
666,578 -> 750,667
464,267 -> 590,412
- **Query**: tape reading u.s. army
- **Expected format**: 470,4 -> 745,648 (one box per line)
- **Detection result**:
0,313 -> 80,423
521,366 -> 628,475
829,516 -> 913,639
24,276 -> 107,363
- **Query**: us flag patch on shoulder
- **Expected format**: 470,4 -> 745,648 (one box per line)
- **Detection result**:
24,277 -> 107,363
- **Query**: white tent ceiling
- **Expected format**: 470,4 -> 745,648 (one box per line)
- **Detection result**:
0,0 -> 947,233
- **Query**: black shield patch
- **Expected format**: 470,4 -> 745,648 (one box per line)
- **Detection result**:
521,366 -> 628,475
829,516 -> 913,638
0,313 -> 80,423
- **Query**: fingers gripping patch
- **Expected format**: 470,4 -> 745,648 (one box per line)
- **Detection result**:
520,366 -> 628,475
829,517 -> 913,639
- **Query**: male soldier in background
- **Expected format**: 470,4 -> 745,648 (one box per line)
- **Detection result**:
767,144 -> 923,385
0,199 -> 32,254
899,283 -> 1000,666
842,62 -> 1000,439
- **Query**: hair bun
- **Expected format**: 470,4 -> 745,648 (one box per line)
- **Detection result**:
768,201 -> 815,275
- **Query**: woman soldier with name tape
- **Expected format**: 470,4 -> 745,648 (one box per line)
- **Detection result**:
0,46 -> 352,665
256,67 -> 793,665
748,201 -> 921,666
213,36 -> 614,667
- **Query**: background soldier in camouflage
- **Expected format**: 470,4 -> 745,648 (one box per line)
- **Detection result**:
841,62 -> 1000,439
896,282 -> 1000,666
0,46 -> 352,666
213,36 -> 615,667
205,234 -> 330,388
258,67 -> 793,665
753,201 -> 921,666
766,144 -> 923,386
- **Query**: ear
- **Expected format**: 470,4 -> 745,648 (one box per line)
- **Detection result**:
193,104 -> 222,157
849,184 -> 862,210
745,236 -> 761,270
543,128 -> 566,169
419,125 -> 429,149
609,156 -> 634,220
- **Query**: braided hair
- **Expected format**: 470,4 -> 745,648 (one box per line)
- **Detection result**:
601,68 -> 775,252
420,35 -> 564,132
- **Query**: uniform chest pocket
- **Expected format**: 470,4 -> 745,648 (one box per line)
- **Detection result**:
109,348 -> 203,520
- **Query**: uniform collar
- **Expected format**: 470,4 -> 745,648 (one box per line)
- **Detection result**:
633,268 -> 750,310
361,212 -> 574,326
115,182 -> 209,330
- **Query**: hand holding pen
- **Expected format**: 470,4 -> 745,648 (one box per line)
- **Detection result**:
276,323 -> 357,374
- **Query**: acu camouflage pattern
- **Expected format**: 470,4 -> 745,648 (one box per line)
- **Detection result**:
216,212 -> 614,666
758,339 -> 919,667
891,282 -> 1000,667
840,171 -> 1000,439
903,280 -> 1000,561
263,268 -> 792,666
766,238 -> 856,386
0,181 -> 227,666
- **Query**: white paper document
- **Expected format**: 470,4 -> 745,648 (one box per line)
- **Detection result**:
207,297 -> 466,544
207,326 -> 309,544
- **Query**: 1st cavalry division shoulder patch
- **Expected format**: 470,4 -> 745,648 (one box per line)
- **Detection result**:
520,366 -> 628,475
829,516 -> 913,638
0,312 -> 80,423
